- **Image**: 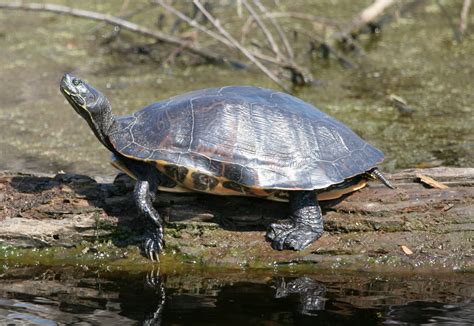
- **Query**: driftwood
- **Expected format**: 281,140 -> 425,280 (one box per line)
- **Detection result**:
0,167 -> 472,272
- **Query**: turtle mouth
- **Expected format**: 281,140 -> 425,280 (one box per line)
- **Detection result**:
60,73 -> 86,108
60,86 -> 86,107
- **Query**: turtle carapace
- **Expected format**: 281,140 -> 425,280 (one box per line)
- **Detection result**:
60,73 -> 393,261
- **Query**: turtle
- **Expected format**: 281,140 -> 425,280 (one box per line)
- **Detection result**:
60,73 -> 394,261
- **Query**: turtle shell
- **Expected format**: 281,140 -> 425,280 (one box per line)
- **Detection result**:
108,86 -> 383,193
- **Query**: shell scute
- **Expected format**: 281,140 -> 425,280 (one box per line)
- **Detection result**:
163,164 -> 189,184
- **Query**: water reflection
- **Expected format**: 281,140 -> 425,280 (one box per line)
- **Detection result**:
0,266 -> 472,325
274,277 -> 326,316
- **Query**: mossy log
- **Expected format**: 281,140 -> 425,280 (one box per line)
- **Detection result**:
0,167 -> 472,271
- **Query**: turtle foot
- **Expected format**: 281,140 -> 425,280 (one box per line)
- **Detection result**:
266,222 -> 323,251
143,228 -> 164,261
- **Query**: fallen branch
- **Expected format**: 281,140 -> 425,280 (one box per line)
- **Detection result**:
192,0 -> 290,91
0,2 -> 242,66
152,0 -> 233,48
153,0 -> 300,74
253,0 -> 294,60
332,0 -> 399,48
348,0 -> 398,33
90,3 -> 154,36
460,0 -> 472,35
241,0 -> 282,58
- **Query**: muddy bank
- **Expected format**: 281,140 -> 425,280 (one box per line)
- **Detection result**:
0,167 -> 472,272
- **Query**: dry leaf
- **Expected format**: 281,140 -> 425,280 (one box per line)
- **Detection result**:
416,174 -> 449,189
401,245 -> 413,255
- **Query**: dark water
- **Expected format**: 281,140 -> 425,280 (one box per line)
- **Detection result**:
0,267 -> 472,325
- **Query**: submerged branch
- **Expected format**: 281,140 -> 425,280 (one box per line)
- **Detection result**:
334,0 -> 398,42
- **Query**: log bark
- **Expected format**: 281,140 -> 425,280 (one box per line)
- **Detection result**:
0,167 -> 472,271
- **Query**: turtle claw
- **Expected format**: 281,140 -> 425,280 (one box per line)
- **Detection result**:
266,222 -> 322,251
266,221 -> 292,242
143,228 -> 163,262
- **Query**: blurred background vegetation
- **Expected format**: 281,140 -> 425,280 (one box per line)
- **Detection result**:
0,0 -> 472,176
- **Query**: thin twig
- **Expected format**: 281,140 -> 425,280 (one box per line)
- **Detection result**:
154,0 -> 309,84
240,15 -> 255,44
253,0 -> 294,60
152,0 -> 233,48
241,0 -> 282,58
89,3 -> 153,34
460,0 -> 472,35
192,0 -> 289,91
0,1 -> 242,66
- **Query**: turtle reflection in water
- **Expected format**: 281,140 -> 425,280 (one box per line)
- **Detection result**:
60,73 -> 393,260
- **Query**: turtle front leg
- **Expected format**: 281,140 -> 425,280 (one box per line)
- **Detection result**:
134,180 -> 163,261
266,190 -> 323,250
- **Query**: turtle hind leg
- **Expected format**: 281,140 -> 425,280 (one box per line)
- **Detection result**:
134,180 -> 163,261
266,190 -> 324,251
370,168 -> 395,189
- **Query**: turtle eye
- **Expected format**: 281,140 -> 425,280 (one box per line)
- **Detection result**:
72,79 -> 81,86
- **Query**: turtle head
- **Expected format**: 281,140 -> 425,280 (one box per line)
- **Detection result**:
60,73 -> 115,150
60,73 -> 110,118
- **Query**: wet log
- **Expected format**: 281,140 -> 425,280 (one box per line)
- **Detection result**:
0,167 -> 472,271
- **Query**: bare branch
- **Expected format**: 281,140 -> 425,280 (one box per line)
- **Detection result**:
0,1 -> 240,66
241,0 -> 282,58
152,0 -> 234,48
253,0 -> 294,60
89,3 -> 154,34
154,0 -> 309,85
349,0 -> 398,32
240,15 -> 255,44
460,0 -> 472,35
192,0 -> 290,91
329,0 -> 399,45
